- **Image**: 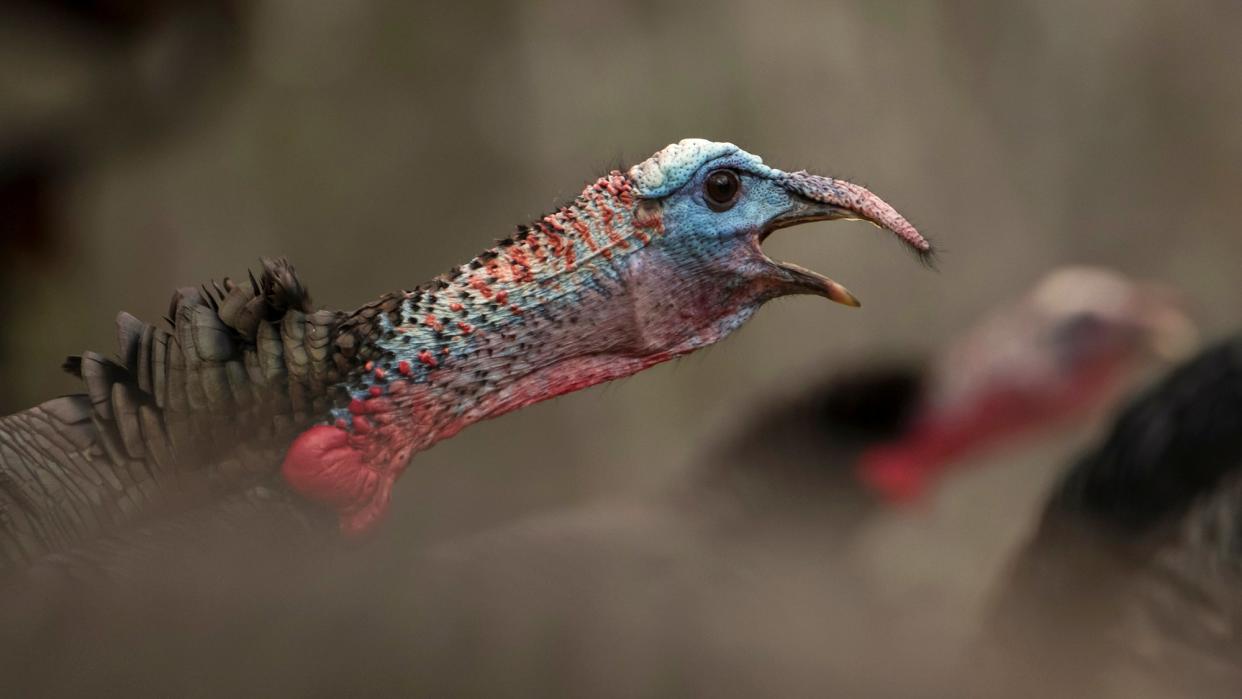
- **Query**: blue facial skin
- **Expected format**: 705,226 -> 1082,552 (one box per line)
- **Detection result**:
660,155 -> 793,255
647,152 -> 814,321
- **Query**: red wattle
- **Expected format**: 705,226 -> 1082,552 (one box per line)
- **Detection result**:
856,359 -> 1129,504
857,445 -> 933,503
281,424 -> 392,536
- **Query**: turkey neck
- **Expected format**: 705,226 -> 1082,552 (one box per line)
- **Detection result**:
329,171 -> 664,444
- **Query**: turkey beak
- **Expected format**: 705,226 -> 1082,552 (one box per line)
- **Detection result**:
773,260 -> 862,307
762,171 -> 932,307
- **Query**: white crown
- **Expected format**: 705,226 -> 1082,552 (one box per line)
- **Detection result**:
628,139 -> 751,198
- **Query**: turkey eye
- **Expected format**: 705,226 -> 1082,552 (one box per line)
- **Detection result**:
704,169 -> 740,210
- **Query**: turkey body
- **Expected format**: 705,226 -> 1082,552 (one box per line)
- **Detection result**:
983,336 -> 1242,697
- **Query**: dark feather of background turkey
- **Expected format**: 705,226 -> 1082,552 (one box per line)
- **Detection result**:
0,267 -> 1195,697
978,335 -> 1242,698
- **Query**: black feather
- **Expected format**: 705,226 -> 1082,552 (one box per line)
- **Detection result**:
1049,337 -> 1242,533
62,355 -> 83,378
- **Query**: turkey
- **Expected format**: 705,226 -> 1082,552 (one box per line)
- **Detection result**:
695,266 -> 1197,532
980,335 -> 1242,697
0,138 -> 932,577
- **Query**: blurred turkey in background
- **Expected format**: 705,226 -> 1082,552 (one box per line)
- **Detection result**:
2,1 -> 1242,697
698,266 -> 1197,513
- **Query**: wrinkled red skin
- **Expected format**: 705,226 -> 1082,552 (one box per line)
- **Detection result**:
283,425 -> 393,536
857,355 -> 1134,503
282,394 -> 413,535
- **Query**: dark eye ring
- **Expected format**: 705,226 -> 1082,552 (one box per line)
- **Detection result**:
704,169 -> 741,210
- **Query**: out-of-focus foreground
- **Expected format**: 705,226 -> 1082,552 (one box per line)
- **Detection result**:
2,1 -> 1241,696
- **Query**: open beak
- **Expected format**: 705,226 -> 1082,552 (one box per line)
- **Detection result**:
763,171 -> 932,307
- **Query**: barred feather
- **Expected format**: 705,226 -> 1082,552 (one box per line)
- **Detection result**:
1,258 -> 343,572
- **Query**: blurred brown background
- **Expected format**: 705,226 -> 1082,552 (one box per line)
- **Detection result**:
1,1 -> 1241,695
